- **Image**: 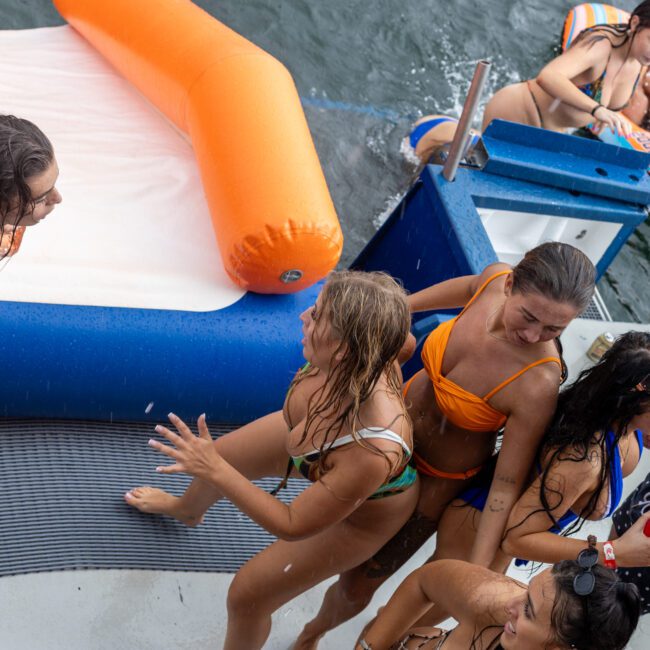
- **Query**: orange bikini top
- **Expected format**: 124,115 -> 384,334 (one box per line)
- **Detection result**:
420,270 -> 561,432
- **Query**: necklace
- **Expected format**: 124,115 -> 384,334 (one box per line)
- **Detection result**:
485,303 -> 510,343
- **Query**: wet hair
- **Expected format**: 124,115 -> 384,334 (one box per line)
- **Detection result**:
632,0 -> 650,28
473,561 -> 640,650
510,242 -> 594,381
0,114 -> 54,228
290,270 -> 411,479
571,1 -> 650,51
511,242 -> 595,313
548,561 -> 640,649
524,331 -> 650,536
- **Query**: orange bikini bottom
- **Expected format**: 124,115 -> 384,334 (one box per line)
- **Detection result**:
404,369 -> 484,481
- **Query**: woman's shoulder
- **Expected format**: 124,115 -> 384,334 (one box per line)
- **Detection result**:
358,382 -> 410,432
284,364 -> 324,416
511,348 -> 563,399
465,262 -> 512,300
476,261 -> 512,285
542,438 -> 604,480
573,27 -> 620,52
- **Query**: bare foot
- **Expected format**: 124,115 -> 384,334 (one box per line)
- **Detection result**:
124,486 -> 204,527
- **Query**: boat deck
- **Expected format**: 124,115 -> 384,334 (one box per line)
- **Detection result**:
2,319 -> 650,648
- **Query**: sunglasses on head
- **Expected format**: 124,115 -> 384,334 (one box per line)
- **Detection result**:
574,547 -> 599,596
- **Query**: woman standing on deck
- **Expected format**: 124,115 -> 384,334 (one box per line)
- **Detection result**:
396,330 -> 650,628
295,242 -> 595,648
124,270 -> 419,650
0,114 -> 62,256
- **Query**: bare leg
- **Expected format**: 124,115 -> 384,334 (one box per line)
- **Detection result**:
295,473 -> 461,647
293,566 -> 386,650
413,115 -> 458,163
125,411 -> 291,524
482,82 -> 537,131
225,488 -> 417,650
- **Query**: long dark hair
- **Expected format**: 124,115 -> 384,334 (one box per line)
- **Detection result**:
571,1 -> 650,51
535,331 -> 650,535
471,561 -> 640,649
0,114 -> 54,243
549,561 -> 640,649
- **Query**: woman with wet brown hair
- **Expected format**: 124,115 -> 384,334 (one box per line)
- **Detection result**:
484,1 -> 650,136
296,243 -> 594,647
125,270 -> 419,650
410,2 -> 650,165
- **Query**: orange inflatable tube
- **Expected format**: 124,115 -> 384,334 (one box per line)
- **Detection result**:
54,0 -> 342,293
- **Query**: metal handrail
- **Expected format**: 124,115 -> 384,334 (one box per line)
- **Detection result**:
442,59 -> 491,181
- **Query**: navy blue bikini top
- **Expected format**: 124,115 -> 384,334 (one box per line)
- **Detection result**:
513,429 -> 644,567
549,428 -> 644,532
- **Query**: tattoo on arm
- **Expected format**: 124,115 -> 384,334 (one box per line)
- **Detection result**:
495,474 -> 516,485
488,498 -> 505,513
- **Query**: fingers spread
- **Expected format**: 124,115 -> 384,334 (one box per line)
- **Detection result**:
149,438 -> 182,460
155,463 -> 184,474
168,412 -> 194,441
198,413 -> 211,440
155,424 -> 183,446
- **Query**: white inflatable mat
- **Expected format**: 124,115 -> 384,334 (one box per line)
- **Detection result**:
0,25 -> 244,311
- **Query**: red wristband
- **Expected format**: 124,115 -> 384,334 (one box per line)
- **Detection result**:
603,541 -> 617,569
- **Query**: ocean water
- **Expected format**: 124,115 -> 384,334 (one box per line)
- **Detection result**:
3,0 -> 648,321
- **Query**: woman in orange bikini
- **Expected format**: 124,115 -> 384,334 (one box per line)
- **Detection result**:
295,242 -> 595,648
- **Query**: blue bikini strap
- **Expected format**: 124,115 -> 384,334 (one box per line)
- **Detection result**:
606,430 -> 623,518
635,428 -> 644,457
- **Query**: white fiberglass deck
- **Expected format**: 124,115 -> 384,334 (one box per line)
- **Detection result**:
0,25 -> 243,312
478,206 -> 622,269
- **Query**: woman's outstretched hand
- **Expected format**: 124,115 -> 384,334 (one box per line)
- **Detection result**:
149,413 -> 221,481
592,105 -> 632,138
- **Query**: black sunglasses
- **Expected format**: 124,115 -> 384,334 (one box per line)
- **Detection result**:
574,547 -> 599,596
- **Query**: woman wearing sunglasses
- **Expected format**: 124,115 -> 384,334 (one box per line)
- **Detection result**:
403,330 -> 650,629
356,549 -> 640,650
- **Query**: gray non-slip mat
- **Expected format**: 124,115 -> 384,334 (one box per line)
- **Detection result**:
0,419 -> 306,576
